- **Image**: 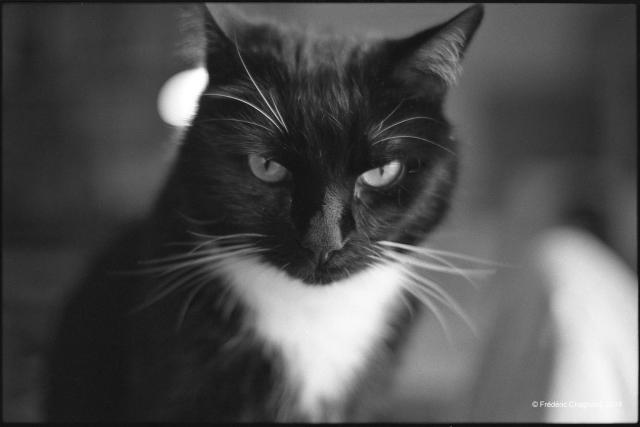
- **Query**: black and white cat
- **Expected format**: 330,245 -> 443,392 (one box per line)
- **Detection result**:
47,3 -> 483,422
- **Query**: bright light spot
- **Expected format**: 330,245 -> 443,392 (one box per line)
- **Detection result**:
157,67 -> 209,127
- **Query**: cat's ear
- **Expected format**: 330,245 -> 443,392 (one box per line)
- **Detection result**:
199,4 -> 240,83
388,4 -> 484,94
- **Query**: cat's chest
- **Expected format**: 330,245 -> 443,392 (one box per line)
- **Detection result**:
218,258 -> 405,420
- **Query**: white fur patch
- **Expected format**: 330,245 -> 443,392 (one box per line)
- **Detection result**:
218,257 -> 405,420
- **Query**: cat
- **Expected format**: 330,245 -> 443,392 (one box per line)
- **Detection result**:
46,3 -> 484,422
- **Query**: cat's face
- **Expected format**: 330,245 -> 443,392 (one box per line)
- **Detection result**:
175,5 -> 483,285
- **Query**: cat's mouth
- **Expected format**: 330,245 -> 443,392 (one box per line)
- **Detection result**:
251,235 -> 373,285
287,246 -> 363,285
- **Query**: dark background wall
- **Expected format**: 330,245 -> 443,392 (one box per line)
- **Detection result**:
2,3 -> 636,422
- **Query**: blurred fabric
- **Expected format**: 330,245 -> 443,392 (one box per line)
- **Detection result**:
2,3 -> 636,422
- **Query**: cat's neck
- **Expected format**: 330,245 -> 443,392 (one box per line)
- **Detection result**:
218,257 -> 406,421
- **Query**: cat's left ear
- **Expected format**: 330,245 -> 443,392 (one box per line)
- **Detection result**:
387,4 -> 484,93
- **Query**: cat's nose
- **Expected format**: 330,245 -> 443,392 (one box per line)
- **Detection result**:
300,210 -> 346,268
299,185 -> 352,268
302,239 -> 345,268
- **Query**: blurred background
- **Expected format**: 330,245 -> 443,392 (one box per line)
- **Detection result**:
2,3 -> 636,422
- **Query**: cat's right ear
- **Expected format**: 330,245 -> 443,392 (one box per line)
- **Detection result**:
198,4 -> 239,84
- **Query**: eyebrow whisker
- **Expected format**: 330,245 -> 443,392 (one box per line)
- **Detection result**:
233,39 -> 288,132
199,118 -> 273,132
203,92 -> 282,131
372,116 -> 442,138
372,134 -> 456,157
268,92 -> 287,131
373,99 -> 405,135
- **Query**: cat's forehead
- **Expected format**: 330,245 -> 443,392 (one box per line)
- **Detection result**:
239,23 -> 368,71
236,31 -> 374,152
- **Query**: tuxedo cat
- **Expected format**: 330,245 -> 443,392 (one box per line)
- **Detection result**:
47,3 -> 483,422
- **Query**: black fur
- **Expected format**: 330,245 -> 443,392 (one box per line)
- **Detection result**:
46,4 -> 483,421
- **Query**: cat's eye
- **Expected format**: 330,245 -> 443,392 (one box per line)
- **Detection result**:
248,154 -> 289,183
359,160 -> 404,188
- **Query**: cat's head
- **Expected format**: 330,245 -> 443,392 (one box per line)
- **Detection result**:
174,4 -> 483,285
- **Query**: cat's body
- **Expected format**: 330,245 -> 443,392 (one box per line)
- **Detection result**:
46,4 -> 483,422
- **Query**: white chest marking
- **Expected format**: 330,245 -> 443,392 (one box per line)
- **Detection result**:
218,257 -> 405,419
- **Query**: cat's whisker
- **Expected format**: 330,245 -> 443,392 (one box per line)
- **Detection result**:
187,230 -> 266,241
199,117 -> 273,132
326,112 -> 344,131
233,40 -> 288,132
135,246 -> 265,313
379,247 -> 493,290
204,92 -> 282,132
398,280 -> 454,345
112,238 -> 259,277
393,261 -> 469,322
175,277 -> 211,331
380,248 -> 493,277
372,135 -> 456,156
167,237 -> 251,256
131,265 -> 211,313
138,244 -> 253,266
372,116 -> 442,139
373,99 -> 405,135
404,249 -> 492,290
176,211 -> 222,226
378,240 -> 508,268
368,253 -> 455,340
219,331 -> 248,354
134,247 -> 264,275
397,288 -> 416,317
268,92 -> 287,131
377,252 -> 477,337
188,239 -> 217,255
402,270 -> 477,338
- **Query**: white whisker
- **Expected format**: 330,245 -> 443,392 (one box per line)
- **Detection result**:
132,266 -> 211,313
203,92 -> 282,131
138,244 -> 252,266
381,249 -> 493,278
176,211 -> 221,225
326,112 -> 344,131
399,281 -> 454,344
188,240 -> 216,255
187,231 -> 265,240
268,92 -> 287,130
395,262 -> 470,322
378,240 -> 508,267
372,135 -> 456,156
134,248 -> 264,275
233,41 -> 288,132
199,117 -> 272,132
175,278 -> 211,331
406,276 -> 477,338
381,255 -> 477,337
373,99 -> 405,134
398,288 -> 415,317
369,253 -> 454,342
372,116 -> 441,138
380,247 -> 494,291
